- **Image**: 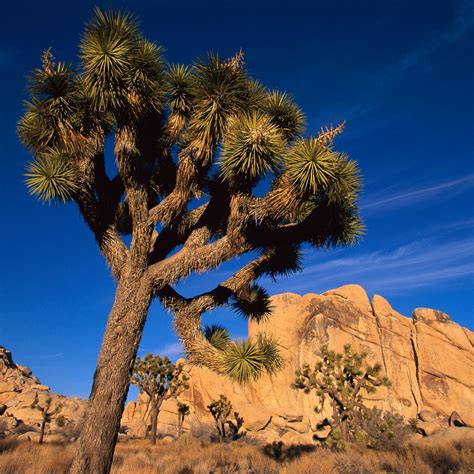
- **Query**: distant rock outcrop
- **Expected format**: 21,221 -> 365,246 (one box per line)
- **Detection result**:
0,346 -> 86,439
123,285 -> 474,442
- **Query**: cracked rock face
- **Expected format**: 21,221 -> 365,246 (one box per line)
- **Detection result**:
123,285 -> 474,442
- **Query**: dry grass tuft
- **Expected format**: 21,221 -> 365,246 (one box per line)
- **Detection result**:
0,434 -> 472,473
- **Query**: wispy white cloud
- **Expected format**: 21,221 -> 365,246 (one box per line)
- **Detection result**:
34,352 -> 64,359
340,1 -> 474,126
278,236 -> 474,295
361,174 -> 474,213
151,342 -> 184,358
399,0 -> 474,71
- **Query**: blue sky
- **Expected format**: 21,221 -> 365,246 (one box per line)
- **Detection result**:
0,0 -> 473,400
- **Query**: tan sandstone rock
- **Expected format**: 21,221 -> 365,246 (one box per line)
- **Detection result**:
124,285 -> 473,443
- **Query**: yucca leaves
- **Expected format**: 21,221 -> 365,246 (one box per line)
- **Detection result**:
220,112 -> 285,184
328,154 -> 362,204
126,39 -> 165,112
221,334 -> 282,383
188,53 -> 249,155
232,284 -> 273,322
259,243 -> 302,279
18,101 -> 59,153
255,333 -> 284,375
29,59 -> 77,120
204,324 -> 231,351
286,138 -> 337,195
303,199 -> 365,248
263,90 -> 305,142
167,64 -> 194,115
25,150 -> 78,203
80,8 -> 166,115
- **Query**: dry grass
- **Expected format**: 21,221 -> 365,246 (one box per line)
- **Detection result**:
0,435 -> 472,473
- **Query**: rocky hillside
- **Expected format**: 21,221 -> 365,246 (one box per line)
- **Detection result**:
122,285 -> 474,442
0,346 -> 86,440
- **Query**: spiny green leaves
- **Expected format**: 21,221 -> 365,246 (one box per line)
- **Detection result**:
81,8 -> 138,111
126,39 -> 165,112
80,8 -> 165,115
232,284 -> 273,322
286,138 -> 337,194
188,52 -> 249,153
221,334 -> 282,383
28,57 -> 77,119
220,112 -> 285,184
167,64 -> 193,115
259,244 -> 302,279
25,149 -> 78,204
263,91 -> 305,142
329,154 -> 362,205
18,100 -> 59,153
204,324 -> 231,351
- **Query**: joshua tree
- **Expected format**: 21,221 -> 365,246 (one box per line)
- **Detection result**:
176,401 -> 190,437
208,395 -> 232,441
30,394 -> 62,444
293,344 -> 390,447
18,8 -> 363,472
131,354 -> 188,444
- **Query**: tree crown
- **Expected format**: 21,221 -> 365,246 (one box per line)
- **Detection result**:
19,7 -> 364,384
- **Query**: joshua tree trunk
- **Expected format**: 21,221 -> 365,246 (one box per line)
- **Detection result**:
70,270 -> 153,474
149,402 -> 159,445
39,419 -> 46,444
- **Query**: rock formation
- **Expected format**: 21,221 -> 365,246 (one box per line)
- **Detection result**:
1,285 -> 472,444
0,346 -> 86,440
122,285 -> 474,442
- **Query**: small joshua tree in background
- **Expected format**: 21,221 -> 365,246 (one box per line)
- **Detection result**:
31,394 -> 62,444
176,402 -> 190,437
208,395 -> 232,441
207,394 -> 244,441
131,354 -> 189,444
293,344 -> 390,449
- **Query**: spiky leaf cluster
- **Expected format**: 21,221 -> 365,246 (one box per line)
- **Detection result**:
258,243 -> 302,279
177,401 -> 190,417
219,112 -> 285,185
80,8 -> 165,115
25,150 -> 78,203
204,324 -> 231,350
231,284 -> 273,322
286,138 -> 337,195
202,323 -> 283,384
262,90 -> 305,142
222,334 -> 283,383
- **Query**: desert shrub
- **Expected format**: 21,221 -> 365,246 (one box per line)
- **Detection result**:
351,407 -> 414,450
294,344 -> 394,450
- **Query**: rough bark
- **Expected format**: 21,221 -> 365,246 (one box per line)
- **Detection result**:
149,403 -> 159,445
70,270 -> 153,474
39,419 -> 46,444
